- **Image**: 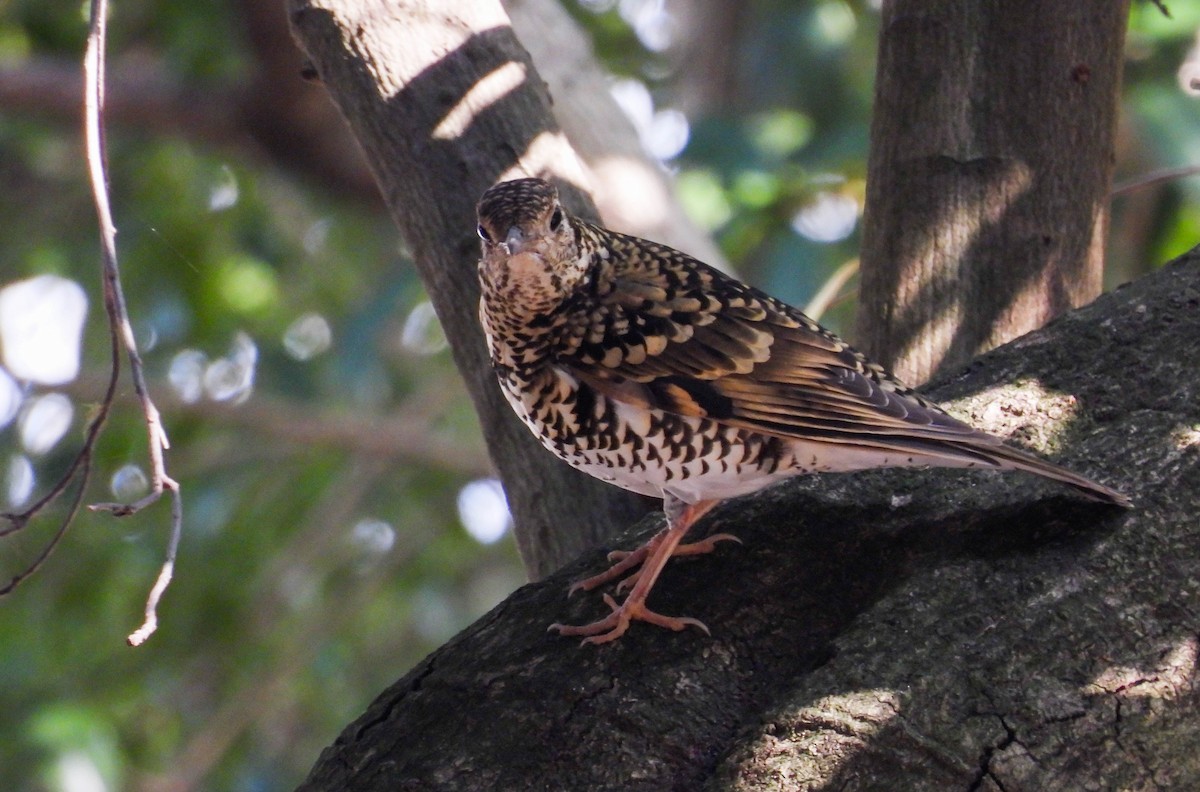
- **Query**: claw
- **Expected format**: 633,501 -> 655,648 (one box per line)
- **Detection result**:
550,593 -> 709,645
613,570 -> 643,596
566,529 -> 741,598
673,532 -> 742,556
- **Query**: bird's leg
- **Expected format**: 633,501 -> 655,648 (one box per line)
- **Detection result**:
550,496 -> 722,644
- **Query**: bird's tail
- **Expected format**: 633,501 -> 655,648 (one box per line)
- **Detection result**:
791,432 -> 1132,507
963,439 -> 1132,507
867,433 -> 1132,507
815,431 -> 1133,507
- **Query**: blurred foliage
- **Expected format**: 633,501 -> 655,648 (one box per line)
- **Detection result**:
0,1 -> 1196,790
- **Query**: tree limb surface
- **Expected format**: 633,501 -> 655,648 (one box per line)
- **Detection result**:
298,249 -> 1200,789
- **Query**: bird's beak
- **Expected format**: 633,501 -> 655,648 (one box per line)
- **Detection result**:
504,226 -> 526,256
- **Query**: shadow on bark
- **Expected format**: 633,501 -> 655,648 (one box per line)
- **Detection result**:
298,256 -> 1200,786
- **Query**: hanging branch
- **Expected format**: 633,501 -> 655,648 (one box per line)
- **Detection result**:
0,0 -> 183,648
81,0 -> 183,646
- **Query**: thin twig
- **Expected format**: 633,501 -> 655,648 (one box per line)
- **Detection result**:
0,109 -> 124,579
82,0 -> 183,646
0,376 -> 113,539
0,456 -> 92,595
123,482 -> 183,646
1112,164 -> 1200,198
804,257 -> 860,321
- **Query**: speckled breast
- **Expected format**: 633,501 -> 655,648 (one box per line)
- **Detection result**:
497,364 -> 795,504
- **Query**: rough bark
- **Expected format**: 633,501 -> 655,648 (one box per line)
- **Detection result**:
287,0 -> 653,580
298,249 -> 1200,790
858,0 -> 1130,385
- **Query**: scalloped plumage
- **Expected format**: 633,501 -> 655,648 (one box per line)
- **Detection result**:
476,177 -> 1129,644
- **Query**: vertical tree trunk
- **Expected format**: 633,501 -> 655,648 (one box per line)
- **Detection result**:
288,0 -> 650,580
857,0 -> 1130,385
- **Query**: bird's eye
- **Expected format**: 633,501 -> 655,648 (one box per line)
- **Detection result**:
477,224 -> 492,243
549,208 -> 563,232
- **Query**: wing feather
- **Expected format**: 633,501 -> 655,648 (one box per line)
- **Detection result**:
559,238 -> 983,447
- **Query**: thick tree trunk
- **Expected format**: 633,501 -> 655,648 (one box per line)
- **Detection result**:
298,250 -> 1200,791
858,0 -> 1130,385
287,0 -> 654,580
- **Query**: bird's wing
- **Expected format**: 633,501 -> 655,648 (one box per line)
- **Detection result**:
557,237 -> 990,448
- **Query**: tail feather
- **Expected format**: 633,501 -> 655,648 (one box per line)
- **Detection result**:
813,432 -> 1133,507
971,439 -> 1132,507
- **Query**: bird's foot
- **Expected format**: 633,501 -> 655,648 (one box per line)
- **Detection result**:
566,531 -> 741,597
566,543 -> 651,597
673,531 -> 743,556
549,593 -> 710,646
613,533 -> 741,595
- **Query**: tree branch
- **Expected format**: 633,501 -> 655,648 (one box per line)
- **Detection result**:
63,373 -> 492,476
0,51 -> 381,204
81,0 -> 182,647
299,248 -> 1199,791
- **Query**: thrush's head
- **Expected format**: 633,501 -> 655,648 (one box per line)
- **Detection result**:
476,178 -> 587,318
